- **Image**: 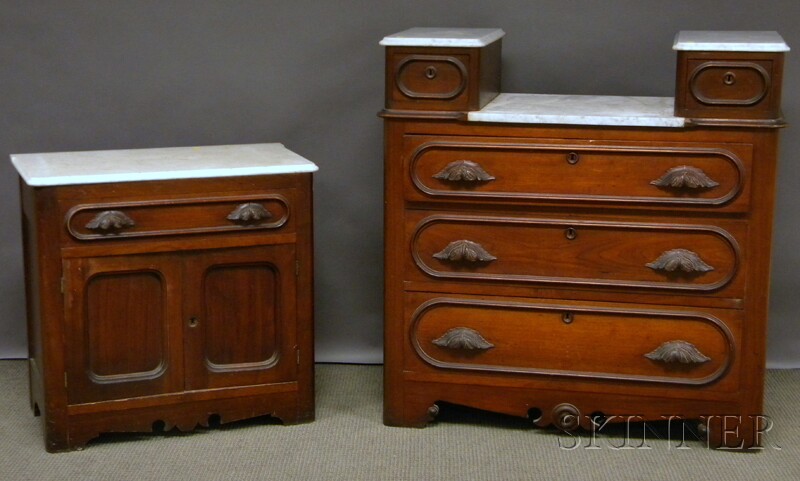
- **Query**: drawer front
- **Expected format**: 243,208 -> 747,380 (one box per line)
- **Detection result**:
396,54 -> 468,100
406,295 -> 740,390
675,51 -> 784,120
387,49 -> 473,111
65,193 -> 291,241
408,212 -> 745,297
688,61 -> 770,107
405,136 -> 752,211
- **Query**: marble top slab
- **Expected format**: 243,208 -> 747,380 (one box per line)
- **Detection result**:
673,31 -> 789,52
468,94 -> 686,128
11,143 -> 319,187
380,28 -> 505,47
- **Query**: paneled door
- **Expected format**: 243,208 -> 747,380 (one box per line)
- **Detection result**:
63,253 -> 184,404
182,244 -> 298,390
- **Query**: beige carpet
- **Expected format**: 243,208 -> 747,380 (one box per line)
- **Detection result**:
1,361 -> 799,480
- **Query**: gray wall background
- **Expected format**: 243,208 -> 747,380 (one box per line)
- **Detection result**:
1,1 -> 798,366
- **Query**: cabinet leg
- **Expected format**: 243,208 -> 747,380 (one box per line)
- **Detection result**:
384,397 -> 439,428
43,421 -> 76,453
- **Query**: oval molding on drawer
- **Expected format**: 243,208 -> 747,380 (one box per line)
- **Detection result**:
412,214 -> 742,293
408,140 -> 748,209
396,55 -> 468,100
410,297 -> 736,386
66,194 -> 290,241
689,61 -> 770,106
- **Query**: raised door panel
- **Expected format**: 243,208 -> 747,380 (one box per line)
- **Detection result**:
183,244 -> 298,390
64,254 -> 184,404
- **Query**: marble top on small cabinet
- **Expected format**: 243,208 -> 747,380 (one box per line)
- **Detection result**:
380,28 -> 505,47
468,93 -> 686,128
673,31 -> 789,52
11,143 -> 319,186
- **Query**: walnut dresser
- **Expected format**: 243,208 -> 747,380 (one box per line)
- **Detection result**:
380,28 -> 789,448
12,143 -> 317,451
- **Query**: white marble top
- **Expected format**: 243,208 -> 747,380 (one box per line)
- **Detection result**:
468,94 -> 686,128
380,28 -> 505,47
673,30 -> 789,52
11,143 -> 319,187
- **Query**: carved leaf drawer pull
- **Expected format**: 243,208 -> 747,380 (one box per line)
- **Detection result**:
432,327 -> 495,351
646,248 -> 714,274
650,166 -> 720,190
645,340 -> 711,364
85,210 -> 136,231
433,160 -> 496,183
433,240 -> 497,263
227,203 -> 273,223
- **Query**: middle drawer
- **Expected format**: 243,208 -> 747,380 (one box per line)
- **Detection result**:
406,211 -> 746,298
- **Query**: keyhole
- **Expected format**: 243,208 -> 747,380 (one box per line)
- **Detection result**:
562,312 -> 574,324
567,152 -> 580,165
425,66 -> 437,79
565,227 -> 577,240
188,317 -> 199,328
723,72 -> 736,85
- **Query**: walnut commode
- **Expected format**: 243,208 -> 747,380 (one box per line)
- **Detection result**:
380,28 -> 788,448
12,143 -> 317,451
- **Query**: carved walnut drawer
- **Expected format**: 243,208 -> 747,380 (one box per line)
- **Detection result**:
382,28 -> 788,449
405,136 -> 753,212
405,294 -> 741,393
12,144 -> 318,451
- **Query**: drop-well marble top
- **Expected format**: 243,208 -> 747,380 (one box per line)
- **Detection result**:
11,143 -> 318,187
380,28 -> 505,47
673,31 -> 789,52
467,94 -> 686,128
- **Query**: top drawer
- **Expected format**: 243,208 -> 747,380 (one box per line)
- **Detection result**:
674,51 -> 785,121
405,136 -> 752,212
63,193 -> 293,243
385,44 -> 501,112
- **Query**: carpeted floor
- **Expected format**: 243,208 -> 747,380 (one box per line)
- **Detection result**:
1,361 -> 798,480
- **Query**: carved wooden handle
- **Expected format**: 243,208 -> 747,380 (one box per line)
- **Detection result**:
227,203 -> 273,223
645,340 -> 711,364
433,160 -> 495,183
432,327 -> 494,351
85,210 -> 136,231
433,240 -> 497,263
646,248 -> 714,273
650,166 -> 719,189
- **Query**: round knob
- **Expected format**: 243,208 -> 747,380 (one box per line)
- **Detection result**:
552,403 -> 581,431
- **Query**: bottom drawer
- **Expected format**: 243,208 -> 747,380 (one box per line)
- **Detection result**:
405,293 -> 740,390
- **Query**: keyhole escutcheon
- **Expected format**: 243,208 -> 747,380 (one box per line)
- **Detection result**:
425,66 -> 438,79
723,72 -> 736,85
567,152 -> 580,165
565,227 -> 578,240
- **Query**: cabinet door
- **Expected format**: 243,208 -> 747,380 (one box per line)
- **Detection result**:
183,244 -> 298,390
63,254 -> 184,404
